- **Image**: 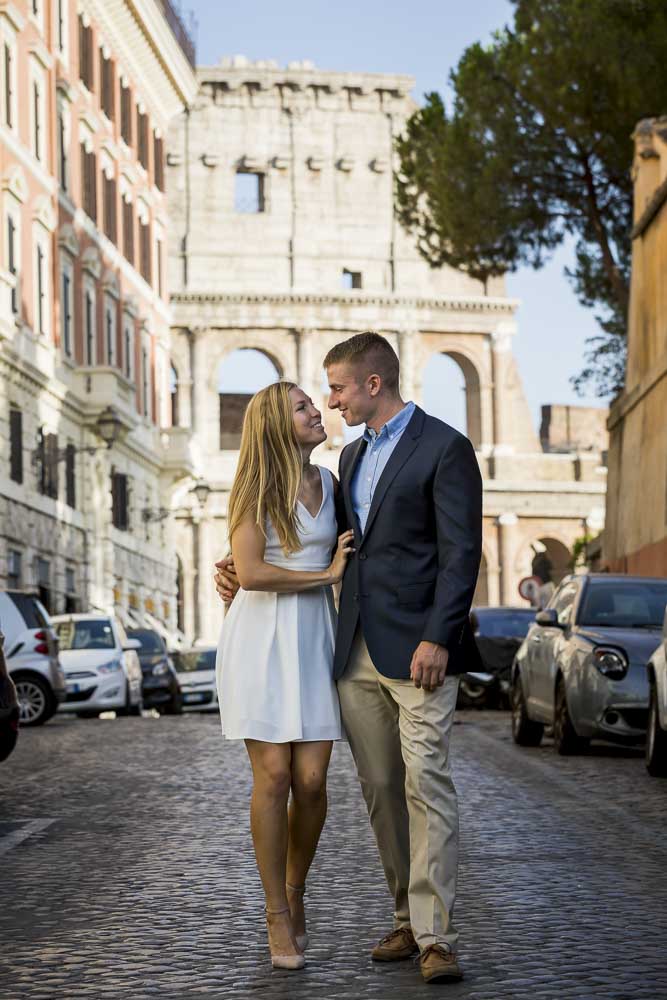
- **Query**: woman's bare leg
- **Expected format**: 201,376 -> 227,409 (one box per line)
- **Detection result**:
286,740 -> 333,940
245,739 -> 300,957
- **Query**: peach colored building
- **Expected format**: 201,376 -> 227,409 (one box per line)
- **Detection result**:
0,0 -> 197,636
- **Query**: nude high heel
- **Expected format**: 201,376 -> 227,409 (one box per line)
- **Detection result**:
265,906 -> 305,970
286,883 -> 309,952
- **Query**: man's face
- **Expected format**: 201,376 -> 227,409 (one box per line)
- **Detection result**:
326,363 -> 376,426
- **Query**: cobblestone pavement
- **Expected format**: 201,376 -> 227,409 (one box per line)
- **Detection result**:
1,710 -> 666,1000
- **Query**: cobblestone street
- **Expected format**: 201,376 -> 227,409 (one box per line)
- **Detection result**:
1,710 -> 666,1000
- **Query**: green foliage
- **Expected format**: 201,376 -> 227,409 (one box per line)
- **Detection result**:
395,0 -> 667,397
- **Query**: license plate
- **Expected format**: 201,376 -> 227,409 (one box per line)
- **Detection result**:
184,692 -> 207,703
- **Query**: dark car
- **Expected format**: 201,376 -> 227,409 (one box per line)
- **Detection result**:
512,574 -> 667,754
127,629 -> 182,714
0,631 -> 19,762
460,607 -> 536,708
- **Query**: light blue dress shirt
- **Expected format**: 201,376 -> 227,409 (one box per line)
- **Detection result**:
351,401 -> 416,533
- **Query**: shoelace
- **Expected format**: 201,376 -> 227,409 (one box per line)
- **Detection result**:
415,942 -> 454,965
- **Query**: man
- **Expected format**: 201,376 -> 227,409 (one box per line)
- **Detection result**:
216,332 -> 482,983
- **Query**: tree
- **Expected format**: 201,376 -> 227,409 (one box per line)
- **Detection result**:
395,0 -> 667,397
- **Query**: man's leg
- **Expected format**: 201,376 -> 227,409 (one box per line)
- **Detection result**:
384,674 -> 460,952
337,629 -> 411,929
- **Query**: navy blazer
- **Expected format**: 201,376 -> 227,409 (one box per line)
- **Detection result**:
334,405 -> 483,680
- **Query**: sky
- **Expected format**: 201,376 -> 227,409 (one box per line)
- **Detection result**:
187,0 -> 607,431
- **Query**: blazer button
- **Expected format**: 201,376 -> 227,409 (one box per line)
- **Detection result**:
359,553 -> 367,561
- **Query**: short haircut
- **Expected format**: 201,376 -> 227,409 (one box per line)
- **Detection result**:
323,332 -> 400,392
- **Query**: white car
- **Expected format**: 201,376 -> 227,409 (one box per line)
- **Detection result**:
0,591 -> 66,726
646,606 -> 667,777
52,614 -> 143,718
171,647 -> 218,712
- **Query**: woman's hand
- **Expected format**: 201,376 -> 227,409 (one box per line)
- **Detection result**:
328,530 -> 355,583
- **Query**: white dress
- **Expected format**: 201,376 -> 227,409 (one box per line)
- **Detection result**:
216,466 -> 342,743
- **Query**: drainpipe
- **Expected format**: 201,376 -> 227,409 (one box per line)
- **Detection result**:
386,107 -> 396,293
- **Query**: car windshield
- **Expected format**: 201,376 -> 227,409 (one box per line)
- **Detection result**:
55,619 -> 115,650
578,580 -> 667,629
474,610 -> 536,638
172,649 -> 216,673
127,629 -> 164,653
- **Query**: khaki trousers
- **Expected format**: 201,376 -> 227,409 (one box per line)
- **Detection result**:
337,628 -> 460,951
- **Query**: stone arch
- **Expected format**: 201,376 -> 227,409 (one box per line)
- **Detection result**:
420,346 -> 484,449
515,534 -> 573,592
217,347 -> 282,450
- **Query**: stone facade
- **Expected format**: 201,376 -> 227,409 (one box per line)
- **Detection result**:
605,118 -> 667,576
167,58 -> 608,642
0,0 -> 197,635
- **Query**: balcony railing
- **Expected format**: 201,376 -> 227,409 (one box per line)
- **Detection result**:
156,0 -> 196,68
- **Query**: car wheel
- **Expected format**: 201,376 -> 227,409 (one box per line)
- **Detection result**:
14,676 -> 53,727
163,690 -> 183,716
553,677 -> 589,756
646,683 -> 667,778
115,681 -> 133,717
511,673 -> 544,746
458,677 -> 489,709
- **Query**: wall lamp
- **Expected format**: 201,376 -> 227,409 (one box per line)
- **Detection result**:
31,406 -> 127,466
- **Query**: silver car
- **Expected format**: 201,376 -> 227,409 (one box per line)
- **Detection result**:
646,607 -> 667,777
511,574 -> 667,755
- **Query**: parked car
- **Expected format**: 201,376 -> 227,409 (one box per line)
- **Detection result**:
646,606 -> 667,777
171,647 -> 218,712
0,630 -> 19,762
461,607 -> 536,708
0,590 -> 65,726
127,628 -> 182,714
511,574 -> 667,754
52,614 -> 143,718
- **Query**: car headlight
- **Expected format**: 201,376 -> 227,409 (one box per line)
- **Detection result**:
152,660 -> 169,676
98,658 -> 123,674
593,647 -> 628,680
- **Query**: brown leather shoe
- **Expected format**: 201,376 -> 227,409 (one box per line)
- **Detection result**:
420,944 -> 464,983
371,926 -> 418,962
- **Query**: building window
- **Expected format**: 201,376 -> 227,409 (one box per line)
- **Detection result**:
342,269 -> 362,290
78,16 -> 94,91
84,284 -> 96,365
120,85 -> 132,145
7,550 -> 21,589
64,564 -> 78,612
35,557 -> 52,613
4,41 -> 15,129
234,171 -> 265,213
111,470 -> 130,530
37,429 -> 59,500
7,212 -> 19,316
137,108 -> 149,169
103,173 -> 117,243
100,50 -> 114,120
81,144 -> 97,221
122,199 -> 134,264
58,107 -> 69,191
56,0 -> 68,58
32,78 -> 43,162
35,238 -> 48,336
142,344 -> 149,417
156,238 -> 163,297
153,132 -> 164,191
60,259 -> 74,357
9,406 -> 22,484
65,444 -> 76,508
170,364 -> 179,426
104,293 -> 116,366
139,220 -> 151,284
123,314 -> 134,380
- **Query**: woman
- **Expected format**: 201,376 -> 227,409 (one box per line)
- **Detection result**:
217,380 -> 354,971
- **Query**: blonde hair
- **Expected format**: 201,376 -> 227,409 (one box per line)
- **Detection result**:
227,381 -> 304,555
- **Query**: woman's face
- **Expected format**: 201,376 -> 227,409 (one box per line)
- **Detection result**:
289,386 -> 327,449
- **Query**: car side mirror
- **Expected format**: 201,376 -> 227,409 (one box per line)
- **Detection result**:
535,609 -> 561,628
123,639 -> 141,651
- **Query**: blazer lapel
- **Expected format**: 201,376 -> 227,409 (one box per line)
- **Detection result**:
360,407 -> 425,545
342,435 -> 367,540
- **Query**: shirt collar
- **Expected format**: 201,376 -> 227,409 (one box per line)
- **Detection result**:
364,401 -> 415,444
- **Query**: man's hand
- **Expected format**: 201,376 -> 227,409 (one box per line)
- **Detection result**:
409,641 -> 449,692
214,556 -> 239,606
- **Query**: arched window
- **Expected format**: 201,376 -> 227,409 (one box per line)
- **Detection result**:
218,349 -> 280,450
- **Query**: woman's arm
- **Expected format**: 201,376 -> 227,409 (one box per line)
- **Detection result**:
232,515 -> 353,593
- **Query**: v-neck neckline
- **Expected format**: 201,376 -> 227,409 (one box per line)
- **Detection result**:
297,466 -> 325,520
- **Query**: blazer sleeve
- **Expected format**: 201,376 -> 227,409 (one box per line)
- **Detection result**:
421,433 -> 483,650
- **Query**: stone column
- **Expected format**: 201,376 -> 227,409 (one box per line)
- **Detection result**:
491,321 -> 517,454
497,512 -> 519,606
294,327 -> 316,397
398,328 -> 419,402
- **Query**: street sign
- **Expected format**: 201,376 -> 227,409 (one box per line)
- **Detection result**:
518,575 -> 542,605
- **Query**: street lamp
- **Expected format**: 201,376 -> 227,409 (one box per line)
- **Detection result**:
192,479 -> 211,508
31,406 -> 128,466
